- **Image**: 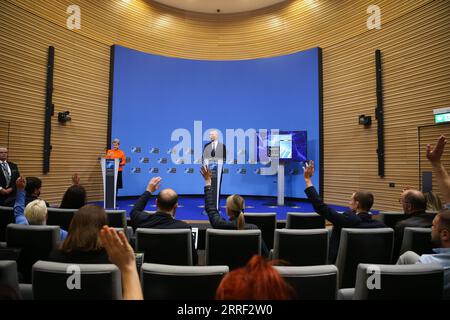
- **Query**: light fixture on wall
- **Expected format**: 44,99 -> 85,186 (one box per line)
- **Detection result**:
58,111 -> 71,123
358,114 -> 372,127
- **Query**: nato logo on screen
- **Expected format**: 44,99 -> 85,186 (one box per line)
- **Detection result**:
149,148 -> 160,154
131,147 -> 141,153
167,168 -> 177,173
184,168 -> 194,174
158,158 -> 168,164
149,168 -> 159,173
139,157 -> 149,163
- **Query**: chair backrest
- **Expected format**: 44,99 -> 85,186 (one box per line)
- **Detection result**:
273,229 -> 329,266
32,261 -> 122,300
244,213 -> 276,249
0,206 -> 15,242
206,229 -> 261,270
113,226 -> 134,240
105,210 -> 127,228
136,228 -> 193,265
0,260 -> 20,298
286,212 -> 325,229
379,212 -> 405,229
400,227 -> 433,256
354,263 -> 444,300
47,208 -> 78,231
274,265 -> 338,300
335,228 -> 394,288
6,224 -> 60,283
141,263 -> 228,300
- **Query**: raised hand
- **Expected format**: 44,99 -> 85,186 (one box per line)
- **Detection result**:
146,176 -> 162,193
200,165 -> 212,185
427,135 -> 447,165
100,226 -> 135,271
16,176 -> 26,191
303,160 -> 315,180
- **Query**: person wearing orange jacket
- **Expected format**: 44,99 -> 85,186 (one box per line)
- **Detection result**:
106,138 -> 126,190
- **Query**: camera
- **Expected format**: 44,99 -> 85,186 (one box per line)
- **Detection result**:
58,111 -> 71,123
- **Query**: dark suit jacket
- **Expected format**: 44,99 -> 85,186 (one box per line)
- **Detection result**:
130,191 -> 198,264
393,210 -> 435,259
202,141 -> 226,163
204,185 -> 269,257
0,161 -> 20,204
4,194 -> 50,208
304,186 -> 387,263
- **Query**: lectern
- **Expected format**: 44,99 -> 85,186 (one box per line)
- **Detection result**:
101,157 -> 119,209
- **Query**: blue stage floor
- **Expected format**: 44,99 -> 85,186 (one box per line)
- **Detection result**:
95,196 -> 354,221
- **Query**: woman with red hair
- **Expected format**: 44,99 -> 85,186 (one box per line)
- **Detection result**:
216,255 -> 294,300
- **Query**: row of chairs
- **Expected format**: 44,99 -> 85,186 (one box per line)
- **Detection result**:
0,222 -> 434,288
1,259 -> 444,300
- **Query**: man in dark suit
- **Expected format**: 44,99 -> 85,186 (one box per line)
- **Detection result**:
0,147 -> 20,206
130,177 -> 197,265
202,130 -> 226,210
393,188 -> 435,259
303,161 -> 387,263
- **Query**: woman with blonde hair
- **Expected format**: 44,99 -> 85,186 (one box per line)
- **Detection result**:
200,166 -> 268,256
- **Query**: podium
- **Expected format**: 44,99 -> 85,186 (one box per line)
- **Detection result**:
101,157 -> 119,209
204,159 -> 223,211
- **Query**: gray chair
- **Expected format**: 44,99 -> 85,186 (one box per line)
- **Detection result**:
0,206 -> 14,242
379,212 -> 405,229
32,261 -> 122,300
141,263 -> 228,300
47,208 -> 77,231
6,224 -> 60,283
0,260 -> 20,299
244,213 -> 276,249
335,228 -> 394,288
286,212 -> 325,229
338,263 -> 444,300
136,228 -> 193,265
105,210 -> 127,228
272,229 -> 329,266
274,265 -> 338,300
400,227 -> 433,256
206,229 -> 261,270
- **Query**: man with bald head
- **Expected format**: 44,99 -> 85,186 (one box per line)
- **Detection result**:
130,177 -> 197,264
0,147 -> 20,206
393,188 -> 436,258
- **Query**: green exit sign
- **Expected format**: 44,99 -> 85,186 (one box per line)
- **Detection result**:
435,113 -> 450,123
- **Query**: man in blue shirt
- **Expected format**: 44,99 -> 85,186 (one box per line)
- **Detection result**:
397,209 -> 450,299
13,177 -> 67,240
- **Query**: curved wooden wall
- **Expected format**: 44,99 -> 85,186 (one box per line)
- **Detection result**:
1,0 -> 449,210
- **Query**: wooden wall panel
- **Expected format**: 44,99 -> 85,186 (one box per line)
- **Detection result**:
0,1 -> 110,204
1,0 -> 449,210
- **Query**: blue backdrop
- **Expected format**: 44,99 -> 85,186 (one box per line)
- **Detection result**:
111,45 -> 321,198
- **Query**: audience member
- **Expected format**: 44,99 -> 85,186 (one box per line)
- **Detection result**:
200,166 -> 269,257
0,146 -> 20,206
130,177 -> 198,264
13,177 -> 67,240
5,176 -> 49,207
59,173 -> 87,209
427,135 -> 450,204
393,189 -> 435,258
303,161 -> 386,263
216,255 -> 294,300
397,208 -> 450,299
47,205 -> 109,263
100,226 -> 143,300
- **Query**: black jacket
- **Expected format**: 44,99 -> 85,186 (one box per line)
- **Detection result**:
130,191 -> 197,264
304,186 -> 387,263
203,141 -> 226,163
4,194 -> 50,208
0,161 -> 20,205
204,185 -> 269,257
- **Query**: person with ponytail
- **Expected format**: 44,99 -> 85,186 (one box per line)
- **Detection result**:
200,166 -> 269,256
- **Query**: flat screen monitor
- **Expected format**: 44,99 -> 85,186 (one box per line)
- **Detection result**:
267,131 -> 307,161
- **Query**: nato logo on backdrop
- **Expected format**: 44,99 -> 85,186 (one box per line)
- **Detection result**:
131,167 -> 141,174
149,168 -> 159,173
131,147 -> 142,153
